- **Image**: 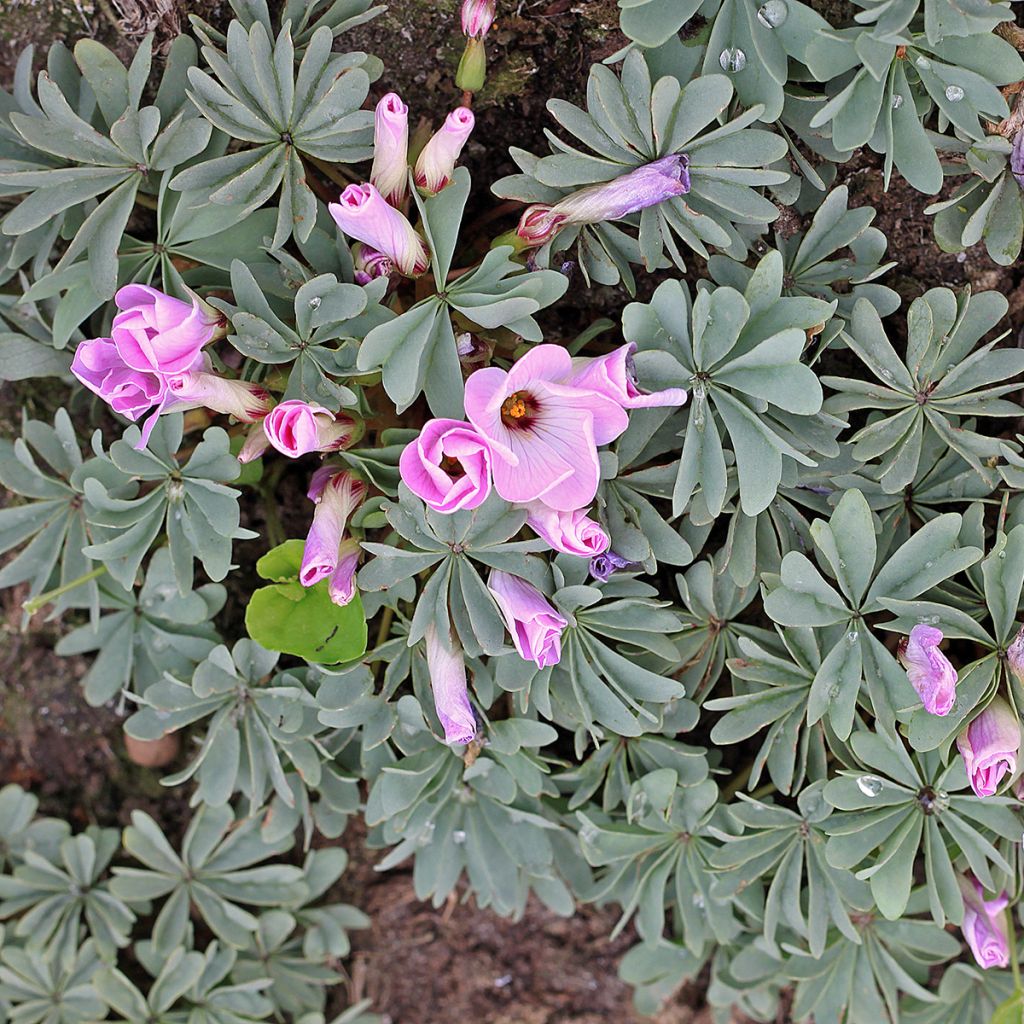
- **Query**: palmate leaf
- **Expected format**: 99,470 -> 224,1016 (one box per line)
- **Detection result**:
851,0 -> 1015,46
901,962 -> 1015,1024
0,939 -> 106,1024
0,785 -> 69,871
172,22 -> 374,249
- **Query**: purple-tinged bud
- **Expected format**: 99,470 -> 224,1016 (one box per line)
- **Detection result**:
522,501 -> 609,558
956,697 -> 1021,798
958,876 -> 1011,969
456,37 -> 487,93
1012,131 -> 1024,192
424,622 -> 477,746
455,331 -> 493,373
487,570 -> 568,669
414,108 -> 475,195
328,537 -> 361,607
329,184 -> 430,277
166,370 -> 273,422
1007,625 -> 1024,685
461,0 -> 496,38
300,471 -> 367,588
263,401 -> 361,459
590,550 -> 637,583
896,624 -> 957,716
516,156 -> 691,247
352,243 -> 393,285
369,93 -> 409,206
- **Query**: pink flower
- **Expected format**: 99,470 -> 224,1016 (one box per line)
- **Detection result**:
568,343 -> 688,410
464,344 -> 627,511
300,470 -> 367,587
897,624 -> 957,716
959,876 -> 1010,969
414,107 -> 475,195
956,697 -> 1020,798
399,418 -> 492,514
487,570 -> 568,669
369,93 -> 409,206
263,401 -> 358,459
110,284 -> 218,375
1007,625 -> 1024,685
424,623 -> 477,745
165,370 -> 273,422
461,0 -> 496,37
328,537 -> 361,607
522,501 -> 609,557
352,243 -> 393,285
329,183 -> 429,277
71,338 -> 165,421
516,156 -> 691,247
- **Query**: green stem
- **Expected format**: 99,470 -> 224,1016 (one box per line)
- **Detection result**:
721,761 -> 754,801
23,566 -> 107,616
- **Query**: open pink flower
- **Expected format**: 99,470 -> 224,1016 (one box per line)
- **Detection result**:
959,876 -> 1010,969
329,183 -> 429,277
897,624 -> 957,716
464,344 -> 627,511
110,284 -> 218,375
263,401 -> 358,459
399,418 -> 492,514
522,501 -> 609,557
568,343 -> 687,410
488,570 -> 568,669
414,107 -> 475,195
369,92 -> 409,206
328,537 -> 361,607
957,697 -> 1020,798
424,623 -> 477,745
516,156 -> 691,247
72,338 -> 165,421
300,470 -> 367,587
165,370 -> 273,422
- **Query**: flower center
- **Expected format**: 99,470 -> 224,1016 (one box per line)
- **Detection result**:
500,390 -> 536,428
440,454 -> 465,478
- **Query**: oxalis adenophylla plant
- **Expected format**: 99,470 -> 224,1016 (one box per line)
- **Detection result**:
2,0 -> 1024,1020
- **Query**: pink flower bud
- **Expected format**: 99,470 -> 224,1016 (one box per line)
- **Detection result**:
567,342 -> 688,410
238,421 -> 272,464
72,338 -> 165,421
456,36 -> 487,93
300,471 -> 367,587
424,622 -> 477,745
413,107 -> 475,195
399,418 -> 492,514
897,624 -> 957,716
329,184 -> 429,277
522,501 -> 609,558
461,0 -> 496,37
516,156 -> 691,247
956,697 -> 1020,798
165,370 -> 273,422
487,570 -> 568,669
263,401 -> 358,459
352,243 -> 393,284
958,876 -> 1011,969
369,92 -> 409,206
1007,625 -> 1024,685
110,284 -> 218,375
328,537 -> 361,607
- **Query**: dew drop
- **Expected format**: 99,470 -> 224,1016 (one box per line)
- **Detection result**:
308,296 -> 322,310
944,84 -> 965,103
891,94 -> 904,110
417,822 -> 436,847
846,630 -> 859,645
756,0 -> 788,27
915,56 -> 931,70
719,47 -> 748,74
692,892 -> 705,909
579,824 -> 599,846
452,829 -> 467,845
857,775 -> 884,797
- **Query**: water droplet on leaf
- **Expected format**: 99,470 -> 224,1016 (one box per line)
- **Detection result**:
857,775 -> 884,797
719,47 -> 747,74
944,84 -> 965,103
452,829 -> 467,845
756,0 -> 788,27
891,94 -> 904,110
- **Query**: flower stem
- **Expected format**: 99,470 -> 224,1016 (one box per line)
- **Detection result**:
22,566 -> 107,616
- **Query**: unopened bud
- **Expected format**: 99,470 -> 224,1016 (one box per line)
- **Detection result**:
456,37 -> 487,93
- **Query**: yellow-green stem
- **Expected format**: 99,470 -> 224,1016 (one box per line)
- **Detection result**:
23,566 -> 107,616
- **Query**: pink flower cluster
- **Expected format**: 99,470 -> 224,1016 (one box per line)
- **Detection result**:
71,285 -> 271,449
328,92 -> 475,280
299,468 -> 367,608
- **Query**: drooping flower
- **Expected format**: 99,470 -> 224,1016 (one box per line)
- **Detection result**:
959,876 -> 1011,969
399,418 -> 492,513
352,243 -> 393,285
300,470 -> 367,587
329,183 -> 429,277
109,284 -> 219,376
522,501 -> 609,558
165,370 -> 273,423
71,338 -> 166,422
463,344 -> 627,511
897,624 -> 958,716
369,92 -> 410,206
516,156 -> 692,247
424,622 -> 477,745
461,0 -> 496,37
590,550 -> 637,582
328,538 -> 361,607
956,697 -> 1020,798
263,401 -> 359,459
414,107 -> 475,195
487,570 -> 568,669
568,342 -> 688,410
